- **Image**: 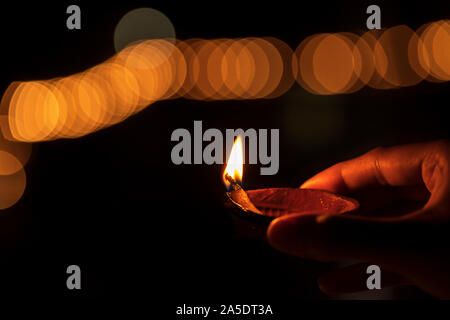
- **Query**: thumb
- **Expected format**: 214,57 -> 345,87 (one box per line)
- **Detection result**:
267,211 -> 429,263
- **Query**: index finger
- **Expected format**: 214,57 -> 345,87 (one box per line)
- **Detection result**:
300,140 -> 449,195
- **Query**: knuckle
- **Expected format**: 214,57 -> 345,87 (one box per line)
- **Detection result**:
365,146 -> 386,159
432,139 -> 450,158
364,146 -> 389,185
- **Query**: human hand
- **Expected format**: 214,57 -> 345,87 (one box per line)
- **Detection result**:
267,140 -> 450,298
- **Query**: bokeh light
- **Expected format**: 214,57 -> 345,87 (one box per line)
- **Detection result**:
114,8 -> 176,53
1,19 -> 448,143
0,163 -> 26,210
373,25 -> 425,87
177,38 -> 291,100
293,21 -> 450,94
1,16 -> 450,210
1,39 -> 184,142
416,20 -> 450,82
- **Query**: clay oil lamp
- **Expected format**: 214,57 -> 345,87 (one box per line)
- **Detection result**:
223,136 -> 359,238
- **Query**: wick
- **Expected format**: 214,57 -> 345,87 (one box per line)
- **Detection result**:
225,173 -> 242,191
224,173 -> 262,215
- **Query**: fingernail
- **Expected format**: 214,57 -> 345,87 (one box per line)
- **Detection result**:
300,179 -> 315,189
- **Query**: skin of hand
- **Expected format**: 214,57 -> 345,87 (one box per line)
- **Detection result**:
267,140 -> 450,298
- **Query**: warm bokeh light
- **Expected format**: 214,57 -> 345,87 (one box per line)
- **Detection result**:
2,20 -> 448,144
312,33 -> 357,94
293,33 -> 329,95
178,38 -> 290,100
416,20 -> 450,82
0,160 -> 26,210
1,39 -> 185,142
373,25 -> 425,87
0,19 -> 448,143
0,133 -> 31,170
431,20 -> 450,80
223,136 -> 244,188
293,20 -> 450,94
360,30 -> 397,90
262,37 -> 295,99
0,150 -> 23,175
0,115 -> 30,210
293,31 -> 397,94
113,8 -> 176,53
0,18 -> 449,210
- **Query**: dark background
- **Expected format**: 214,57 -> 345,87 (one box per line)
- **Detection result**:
0,0 -> 449,310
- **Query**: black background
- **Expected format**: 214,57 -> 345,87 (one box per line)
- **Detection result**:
0,0 -> 449,312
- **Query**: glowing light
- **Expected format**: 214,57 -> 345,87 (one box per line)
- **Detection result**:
113,8 -> 176,53
0,160 -> 26,210
374,25 -> 424,87
0,18 -> 448,210
1,19 -> 449,143
178,38 -> 291,100
223,136 -> 244,188
432,20 -> 450,80
312,34 -> 356,94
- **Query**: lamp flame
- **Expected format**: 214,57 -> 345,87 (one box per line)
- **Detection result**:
223,136 -> 243,188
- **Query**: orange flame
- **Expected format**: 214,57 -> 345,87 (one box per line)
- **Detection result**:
223,136 -> 243,188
